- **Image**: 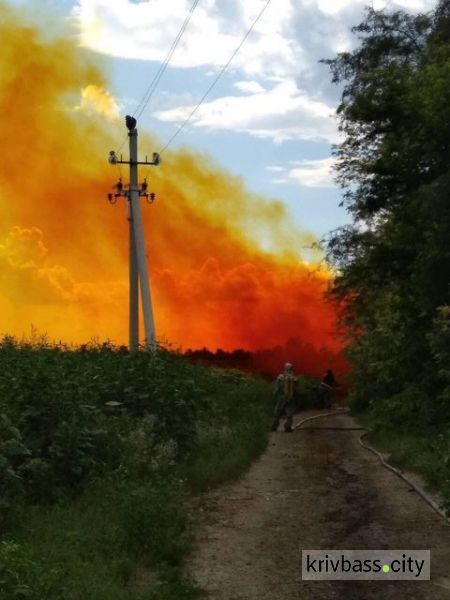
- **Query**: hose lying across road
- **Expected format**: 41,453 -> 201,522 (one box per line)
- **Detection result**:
293,409 -> 449,523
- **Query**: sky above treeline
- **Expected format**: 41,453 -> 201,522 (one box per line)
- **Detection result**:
9,0 -> 437,237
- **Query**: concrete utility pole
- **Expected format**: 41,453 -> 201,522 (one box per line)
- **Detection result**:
128,197 -> 139,351
107,116 -> 160,351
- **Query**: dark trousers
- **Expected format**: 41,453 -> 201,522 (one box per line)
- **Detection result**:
271,397 -> 296,431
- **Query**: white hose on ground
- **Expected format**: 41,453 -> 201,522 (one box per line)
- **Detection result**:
293,408 -> 349,430
293,409 -> 449,523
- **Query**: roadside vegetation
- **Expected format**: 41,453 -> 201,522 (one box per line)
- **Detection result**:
0,336 -> 272,599
324,2 -> 450,510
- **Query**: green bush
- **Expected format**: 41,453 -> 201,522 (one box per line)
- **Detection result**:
0,338 -> 211,513
117,479 -> 189,564
0,541 -> 68,600
0,414 -> 29,516
0,338 -> 272,598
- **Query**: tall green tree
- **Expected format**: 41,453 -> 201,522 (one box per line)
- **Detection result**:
324,1 -> 450,425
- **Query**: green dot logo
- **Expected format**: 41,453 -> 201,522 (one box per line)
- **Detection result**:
382,564 -> 390,573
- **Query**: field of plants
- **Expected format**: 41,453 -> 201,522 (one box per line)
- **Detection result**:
0,336 -> 273,599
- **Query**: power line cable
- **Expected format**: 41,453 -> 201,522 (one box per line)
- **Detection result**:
134,0 -> 201,121
116,0 -> 201,153
159,0 -> 273,155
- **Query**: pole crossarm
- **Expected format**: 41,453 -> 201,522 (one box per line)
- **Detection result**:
109,160 -> 160,166
109,150 -> 161,167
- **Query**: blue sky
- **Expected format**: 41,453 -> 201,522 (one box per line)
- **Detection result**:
10,0 -> 437,238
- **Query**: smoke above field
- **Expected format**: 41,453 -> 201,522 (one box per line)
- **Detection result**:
0,1 -> 345,376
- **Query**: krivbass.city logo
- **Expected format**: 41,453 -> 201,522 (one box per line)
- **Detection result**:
302,550 -> 430,581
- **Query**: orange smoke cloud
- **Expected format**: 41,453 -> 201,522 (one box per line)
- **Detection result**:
0,2 -> 345,375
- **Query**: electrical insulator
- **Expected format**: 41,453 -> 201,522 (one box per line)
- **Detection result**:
141,178 -> 148,192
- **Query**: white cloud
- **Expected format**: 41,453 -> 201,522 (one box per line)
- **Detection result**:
154,80 -> 339,143
317,0 -> 436,14
288,157 -> 336,187
234,81 -> 266,94
268,156 -> 337,187
72,0 -> 439,143
73,0 -> 436,77
73,0 -> 297,78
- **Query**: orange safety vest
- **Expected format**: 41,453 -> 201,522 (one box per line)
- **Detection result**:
283,375 -> 296,399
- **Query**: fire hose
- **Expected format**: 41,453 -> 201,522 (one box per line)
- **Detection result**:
293,409 -> 449,523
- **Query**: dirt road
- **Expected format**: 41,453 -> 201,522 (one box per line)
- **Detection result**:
187,411 -> 450,599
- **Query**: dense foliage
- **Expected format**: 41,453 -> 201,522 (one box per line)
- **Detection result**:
324,1 -> 450,501
0,337 -> 272,599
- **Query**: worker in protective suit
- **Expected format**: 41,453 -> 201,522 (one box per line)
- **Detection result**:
271,363 -> 298,433
323,369 -> 337,388
319,369 -> 337,408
